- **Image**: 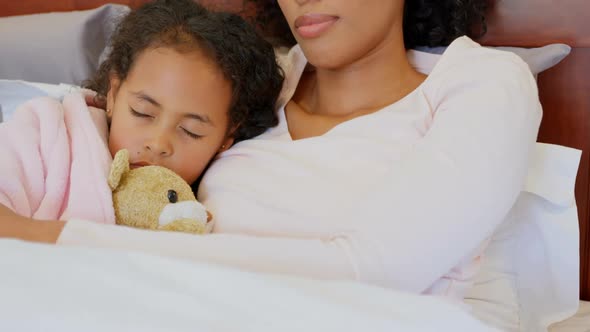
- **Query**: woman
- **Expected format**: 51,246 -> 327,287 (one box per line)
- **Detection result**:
1,0 -> 541,301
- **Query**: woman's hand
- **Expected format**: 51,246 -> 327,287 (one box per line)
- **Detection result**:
0,205 -> 65,244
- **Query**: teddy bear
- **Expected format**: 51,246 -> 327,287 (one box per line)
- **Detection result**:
108,149 -> 212,234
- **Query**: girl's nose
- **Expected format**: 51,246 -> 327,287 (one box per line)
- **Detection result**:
144,131 -> 173,157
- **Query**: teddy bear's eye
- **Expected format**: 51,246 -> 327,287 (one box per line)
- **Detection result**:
167,190 -> 178,203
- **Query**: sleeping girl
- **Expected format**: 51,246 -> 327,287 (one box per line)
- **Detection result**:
0,0 -> 283,231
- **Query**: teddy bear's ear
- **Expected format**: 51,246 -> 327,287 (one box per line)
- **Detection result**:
108,149 -> 130,191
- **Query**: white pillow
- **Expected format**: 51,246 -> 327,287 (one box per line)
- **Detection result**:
408,43 -> 572,77
0,4 -> 129,85
0,80 -> 79,123
494,45 -> 572,76
465,143 -> 581,332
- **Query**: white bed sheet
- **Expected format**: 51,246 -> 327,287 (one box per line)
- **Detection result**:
550,301 -> 590,332
0,239 -> 498,332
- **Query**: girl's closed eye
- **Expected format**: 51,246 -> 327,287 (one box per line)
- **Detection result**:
130,108 -> 152,118
180,127 -> 203,139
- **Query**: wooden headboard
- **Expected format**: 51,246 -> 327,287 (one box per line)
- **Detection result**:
0,0 -> 244,16
1,0 -> 589,300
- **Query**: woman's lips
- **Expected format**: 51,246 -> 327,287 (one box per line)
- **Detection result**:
294,14 -> 339,39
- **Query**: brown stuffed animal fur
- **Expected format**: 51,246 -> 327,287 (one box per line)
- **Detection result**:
108,149 -> 212,234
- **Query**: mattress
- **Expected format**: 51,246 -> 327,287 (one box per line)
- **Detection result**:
550,301 -> 590,332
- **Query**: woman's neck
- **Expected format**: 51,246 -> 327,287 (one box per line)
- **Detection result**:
299,36 -> 425,118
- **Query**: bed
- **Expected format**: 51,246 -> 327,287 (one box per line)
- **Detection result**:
0,0 -> 588,331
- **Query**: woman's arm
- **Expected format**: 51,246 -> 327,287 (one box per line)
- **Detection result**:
349,49 -> 543,291
59,218 -> 359,279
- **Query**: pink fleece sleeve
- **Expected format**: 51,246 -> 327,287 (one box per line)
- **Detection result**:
0,97 -> 69,219
0,94 -> 114,224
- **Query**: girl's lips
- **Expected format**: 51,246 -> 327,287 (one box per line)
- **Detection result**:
294,14 -> 339,39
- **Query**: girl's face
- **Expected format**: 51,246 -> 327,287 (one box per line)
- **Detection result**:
107,47 -> 234,185
277,0 -> 405,69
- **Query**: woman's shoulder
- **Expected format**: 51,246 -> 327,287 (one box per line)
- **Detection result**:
429,36 -> 534,84
421,36 -> 538,105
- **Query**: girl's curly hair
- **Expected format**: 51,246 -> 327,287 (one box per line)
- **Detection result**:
247,0 -> 490,49
85,0 -> 283,142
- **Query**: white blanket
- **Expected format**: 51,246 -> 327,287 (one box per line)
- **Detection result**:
0,240 -> 496,331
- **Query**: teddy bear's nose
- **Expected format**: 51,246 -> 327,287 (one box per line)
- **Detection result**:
167,190 -> 178,203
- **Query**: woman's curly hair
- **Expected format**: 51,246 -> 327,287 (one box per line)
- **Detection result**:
247,0 -> 490,49
85,0 -> 283,142
403,0 -> 490,48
